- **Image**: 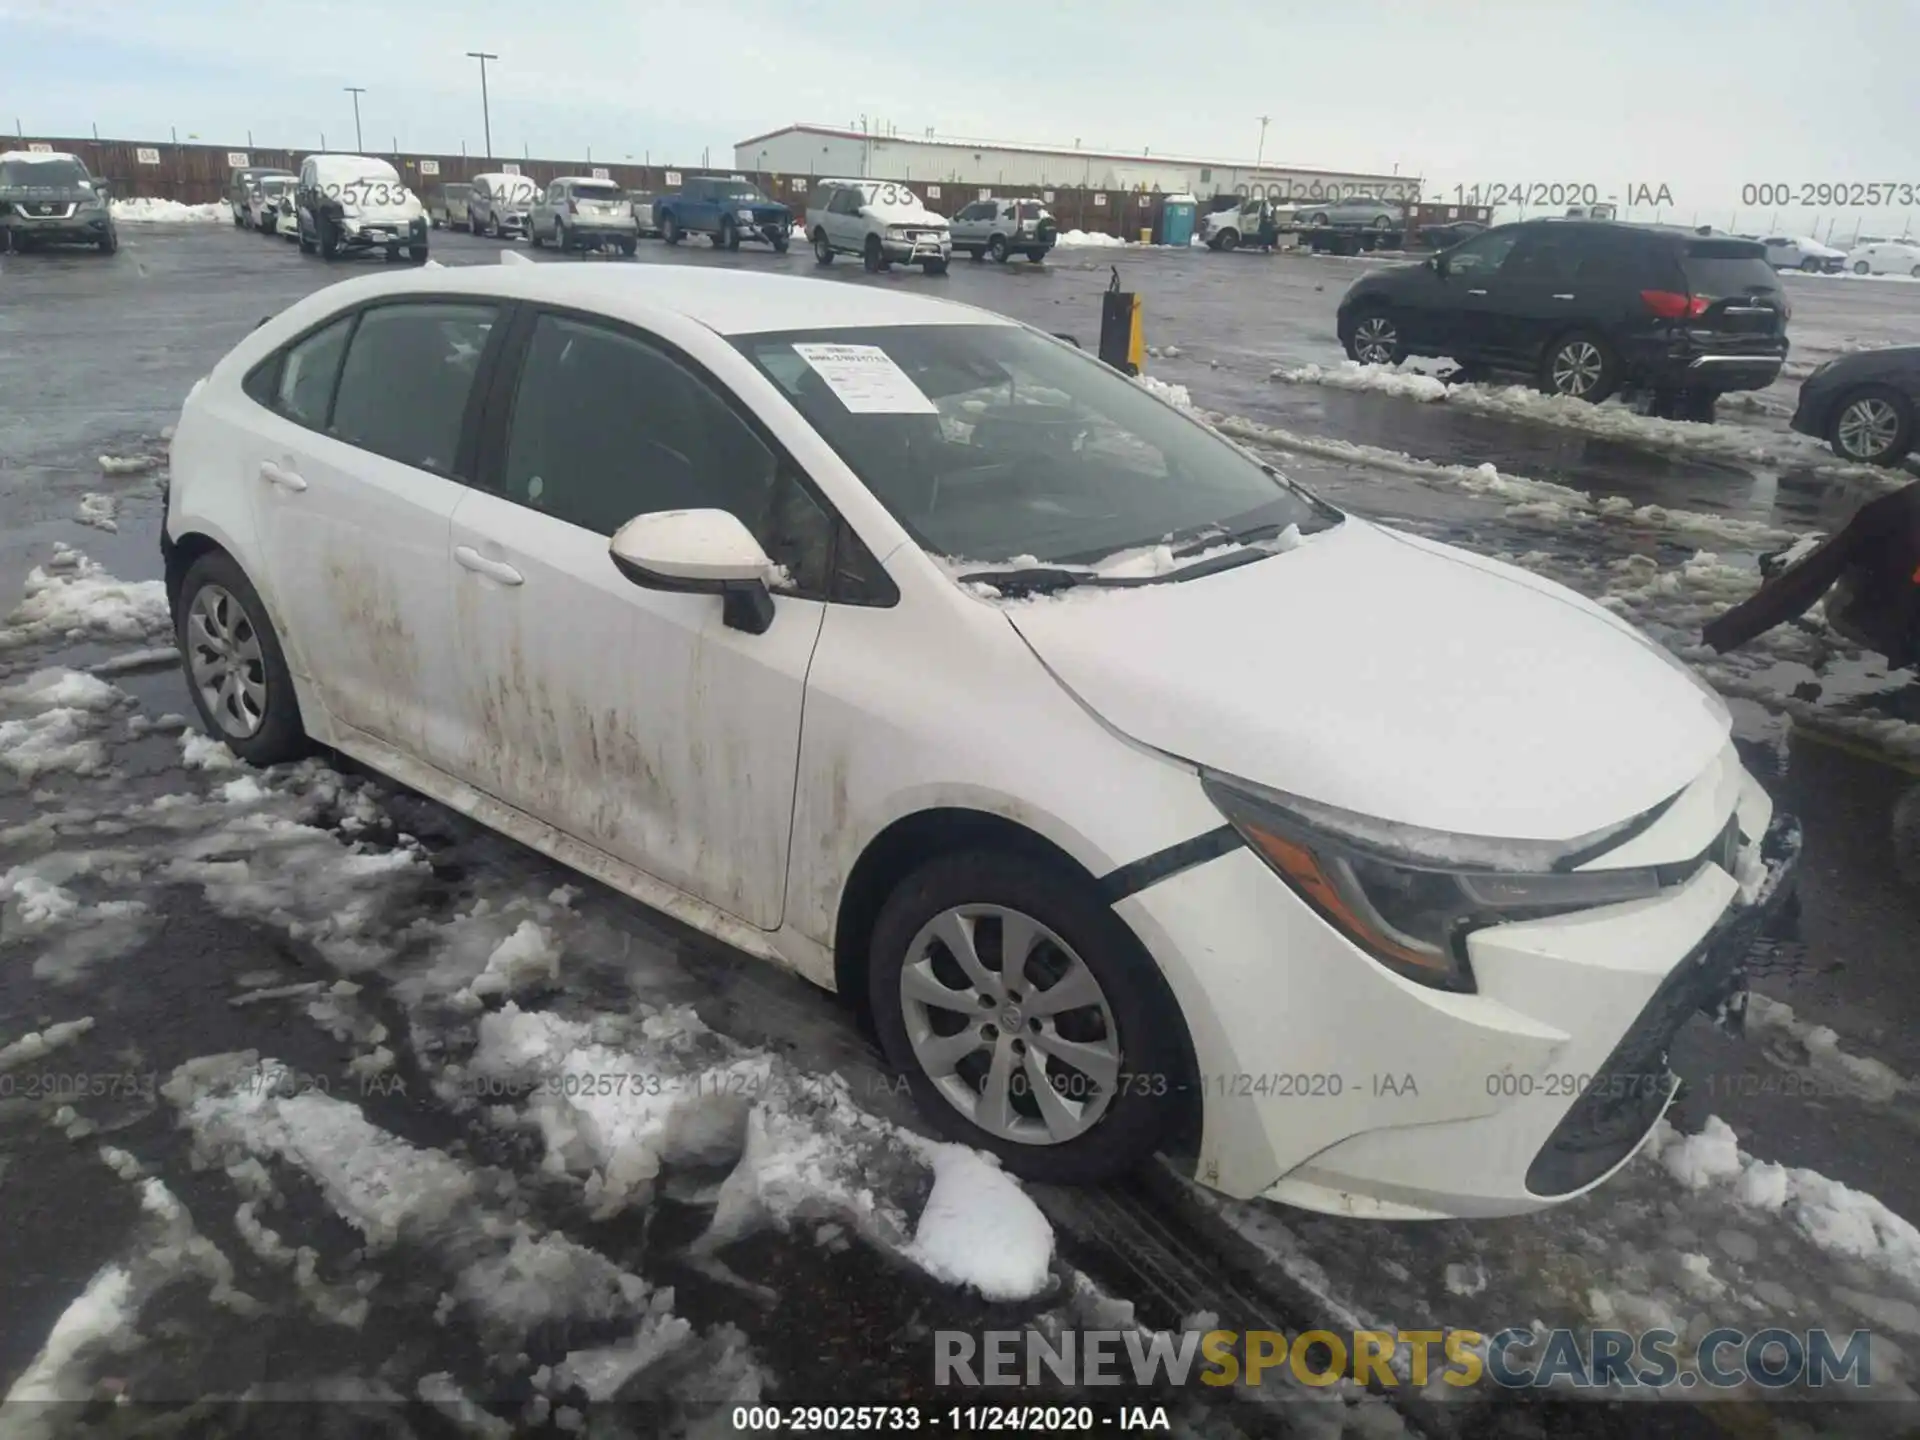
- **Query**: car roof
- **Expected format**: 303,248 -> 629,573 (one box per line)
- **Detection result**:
0,150 -> 81,164
554,175 -> 619,185
295,263 -> 1015,337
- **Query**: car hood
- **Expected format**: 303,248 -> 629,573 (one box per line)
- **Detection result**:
1002,519 -> 1731,842
864,204 -> 943,227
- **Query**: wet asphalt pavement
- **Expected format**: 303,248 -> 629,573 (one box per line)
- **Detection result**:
2,222 -> 1919,1436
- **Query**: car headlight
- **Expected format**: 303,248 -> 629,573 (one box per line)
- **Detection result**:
1202,772 -> 1670,992
736,208 -> 755,222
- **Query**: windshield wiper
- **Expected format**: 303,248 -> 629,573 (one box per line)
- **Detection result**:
955,565 -> 1102,596
1165,519 -> 1302,558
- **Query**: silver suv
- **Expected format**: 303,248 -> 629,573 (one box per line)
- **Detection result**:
530,177 -> 639,255
466,172 -> 537,238
805,179 -> 951,274
949,196 -> 1057,263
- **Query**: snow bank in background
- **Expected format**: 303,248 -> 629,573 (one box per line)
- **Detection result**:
112,198 -> 224,224
904,1145 -> 1054,1301
0,545 -> 170,651
1055,229 -> 1130,247
1135,374 -> 1194,411
1791,269 -> 1920,284
1269,364 -> 1898,480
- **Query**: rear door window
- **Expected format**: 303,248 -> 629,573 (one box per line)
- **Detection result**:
1681,239 -> 1779,295
268,317 -> 355,428
328,303 -> 499,474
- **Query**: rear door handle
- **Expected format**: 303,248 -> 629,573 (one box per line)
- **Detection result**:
258,459 -> 308,492
455,545 -> 524,586
1552,293 -> 1576,300
1466,288 -> 1488,296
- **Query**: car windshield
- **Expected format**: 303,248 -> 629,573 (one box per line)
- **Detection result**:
1016,202 -> 1044,219
260,177 -> 294,194
0,158 -> 88,187
717,186 -> 765,203
732,324 -> 1338,568
444,184 -> 472,198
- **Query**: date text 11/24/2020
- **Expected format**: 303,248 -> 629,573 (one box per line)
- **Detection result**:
1451,182 -> 1676,209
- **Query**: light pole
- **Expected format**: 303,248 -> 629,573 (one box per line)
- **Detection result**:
344,87 -> 366,152
466,51 -> 498,159
1254,115 -> 1271,172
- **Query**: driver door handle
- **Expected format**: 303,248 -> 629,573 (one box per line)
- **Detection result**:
1466,288 -> 1488,296
258,459 -> 307,492
455,546 -> 524,586
1552,292 -> 1576,300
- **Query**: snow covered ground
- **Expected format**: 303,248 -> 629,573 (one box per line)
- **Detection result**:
110,198 -> 226,224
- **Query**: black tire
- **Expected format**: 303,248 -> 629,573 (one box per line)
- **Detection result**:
1854,260 -> 1871,275
1218,230 -> 1239,252
988,234 -> 1010,263
1538,329 -> 1619,403
772,235 -> 790,254
408,245 -> 428,265
1370,214 -> 1391,229
97,227 -> 118,256
813,228 -> 834,265
297,216 -> 315,255
967,246 -> 984,261
863,235 -> 884,272
1028,248 -> 1048,263
662,213 -> 680,245
1343,305 -> 1406,365
318,218 -> 339,261
175,552 -> 309,769
531,225 -> 545,248
867,850 -> 1186,1185
922,258 -> 948,276
1800,257 -> 1820,273
1308,213 -> 1329,227
1826,383 -> 1914,465
619,237 -> 637,257
719,218 -> 740,251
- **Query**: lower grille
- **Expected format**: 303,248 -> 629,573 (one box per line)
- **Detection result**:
1524,813 -> 1802,1198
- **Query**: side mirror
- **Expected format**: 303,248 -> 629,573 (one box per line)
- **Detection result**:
609,509 -> 777,635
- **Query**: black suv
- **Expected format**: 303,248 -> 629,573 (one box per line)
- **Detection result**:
0,150 -> 117,254
1337,220 -> 1789,417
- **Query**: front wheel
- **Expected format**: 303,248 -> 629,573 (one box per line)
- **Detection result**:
772,235 -> 790,254
618,238 -> 637,257
318,219 -> 339,261
531,225 -> 545,248
988,234 -> 1010,263
863,235 -> 885,272
1800,257 -> 1821,272
966,246 -> 984,261
1539,330 -> 1618,403
922,258 -> 948,275
1217,230 -> 1239,252
1828,384 -> 1913,465
867,850 -> 1186,1185
813,228 -> 834,265
719,219 -> 739,251
661,213 -> 680,245
407,244 -> 429,265
97,227 -> 118,256
1854,260 -> 1871,275
175,552 -> 309,769
1344,308 -> 1405,366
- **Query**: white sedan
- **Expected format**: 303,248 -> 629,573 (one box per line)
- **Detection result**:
1846,239 -> 1920,277
162,263 -> 1798,1217
1760,234 -> 1845,273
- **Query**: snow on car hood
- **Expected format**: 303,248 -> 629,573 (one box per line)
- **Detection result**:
1003,519 -> 1731,842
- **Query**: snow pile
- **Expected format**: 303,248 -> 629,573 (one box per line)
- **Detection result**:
75,494 -> 119,531
0,707 -> 109,780
1055,229 -> 1130,247
112,198 -> 224,224
98,454 -> 158,475
179,730 -> 240,770
463,919 -> 561,1002
1744,994 -> 1913,1105
1651,1116 -> 1920,1279
1135,374 -> 1193,411
904,1144 -> 1055,1302
3,667 -> 124,713
1271,361 -> 1449,403
0,545 -> 170,651
0,1017 -> 96,1071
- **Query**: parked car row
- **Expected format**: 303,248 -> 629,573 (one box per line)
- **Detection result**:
1754,234 -> 1920,277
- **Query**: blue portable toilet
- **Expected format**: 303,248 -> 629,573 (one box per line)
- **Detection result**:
1160,192 -> 1198,247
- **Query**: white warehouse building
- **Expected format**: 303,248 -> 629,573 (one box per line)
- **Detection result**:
734,124 -> 1416,204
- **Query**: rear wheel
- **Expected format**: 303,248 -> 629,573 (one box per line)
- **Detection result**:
531,224 -> 545,248
1539,330 -> 1618,402
558,220 -> 573,252
1828,385 -> 1913,465
813,228 -> 834,265
1028,248 -> 1048,263
1344,307 -> 1405,366
176,553 -> 309,769
868,850 -> 1185,1185
719,218 -> 740,251
773,234 -> 790,254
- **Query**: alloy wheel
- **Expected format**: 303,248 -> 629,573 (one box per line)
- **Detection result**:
1836,396 -> 1901,459
899,904 -> 1122,1146
1550,340 -> 1605,397
1352,315 -> 1398,365
186,584 -> 268,738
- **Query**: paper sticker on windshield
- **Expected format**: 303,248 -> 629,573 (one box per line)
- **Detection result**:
791,344 -> 937,414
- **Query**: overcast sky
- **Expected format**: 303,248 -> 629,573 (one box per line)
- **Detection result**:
6,0 -> 1919,232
